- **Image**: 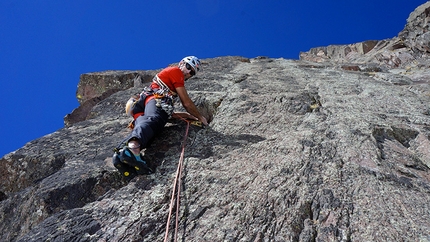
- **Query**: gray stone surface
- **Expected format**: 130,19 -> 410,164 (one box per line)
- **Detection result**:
1,2 -> 430,242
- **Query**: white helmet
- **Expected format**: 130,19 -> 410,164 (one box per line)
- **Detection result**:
180,56 -> 201,74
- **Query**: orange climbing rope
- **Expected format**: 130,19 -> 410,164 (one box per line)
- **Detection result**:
164,119 -> 191,242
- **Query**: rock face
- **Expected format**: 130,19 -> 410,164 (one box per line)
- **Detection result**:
1,3 -> 430,242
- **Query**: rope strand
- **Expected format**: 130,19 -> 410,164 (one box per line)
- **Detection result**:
164,120 -> 190,242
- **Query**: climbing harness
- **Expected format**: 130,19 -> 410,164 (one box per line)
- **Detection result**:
124,88 -> 156,129
125,75 -> 177,129
163,119 -> 191,242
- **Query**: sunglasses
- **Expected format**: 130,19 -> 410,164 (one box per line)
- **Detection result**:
186,63 -> 196,76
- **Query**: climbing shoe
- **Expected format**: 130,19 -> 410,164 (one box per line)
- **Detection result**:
119,146 -> 154,175
112,152 -> 138,179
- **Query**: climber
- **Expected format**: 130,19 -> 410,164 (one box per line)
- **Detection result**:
112,56 -> 208,179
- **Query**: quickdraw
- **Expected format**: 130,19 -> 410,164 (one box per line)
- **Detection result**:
189,120 -> 203,127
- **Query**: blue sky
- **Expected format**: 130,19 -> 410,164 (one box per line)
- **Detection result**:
0,0 -> 426,157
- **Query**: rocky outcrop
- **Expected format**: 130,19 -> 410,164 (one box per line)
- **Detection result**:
1,3 -> 430,242
300,1 -> 430,71
399,2 -> 430,53
66,70 -> 159,127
